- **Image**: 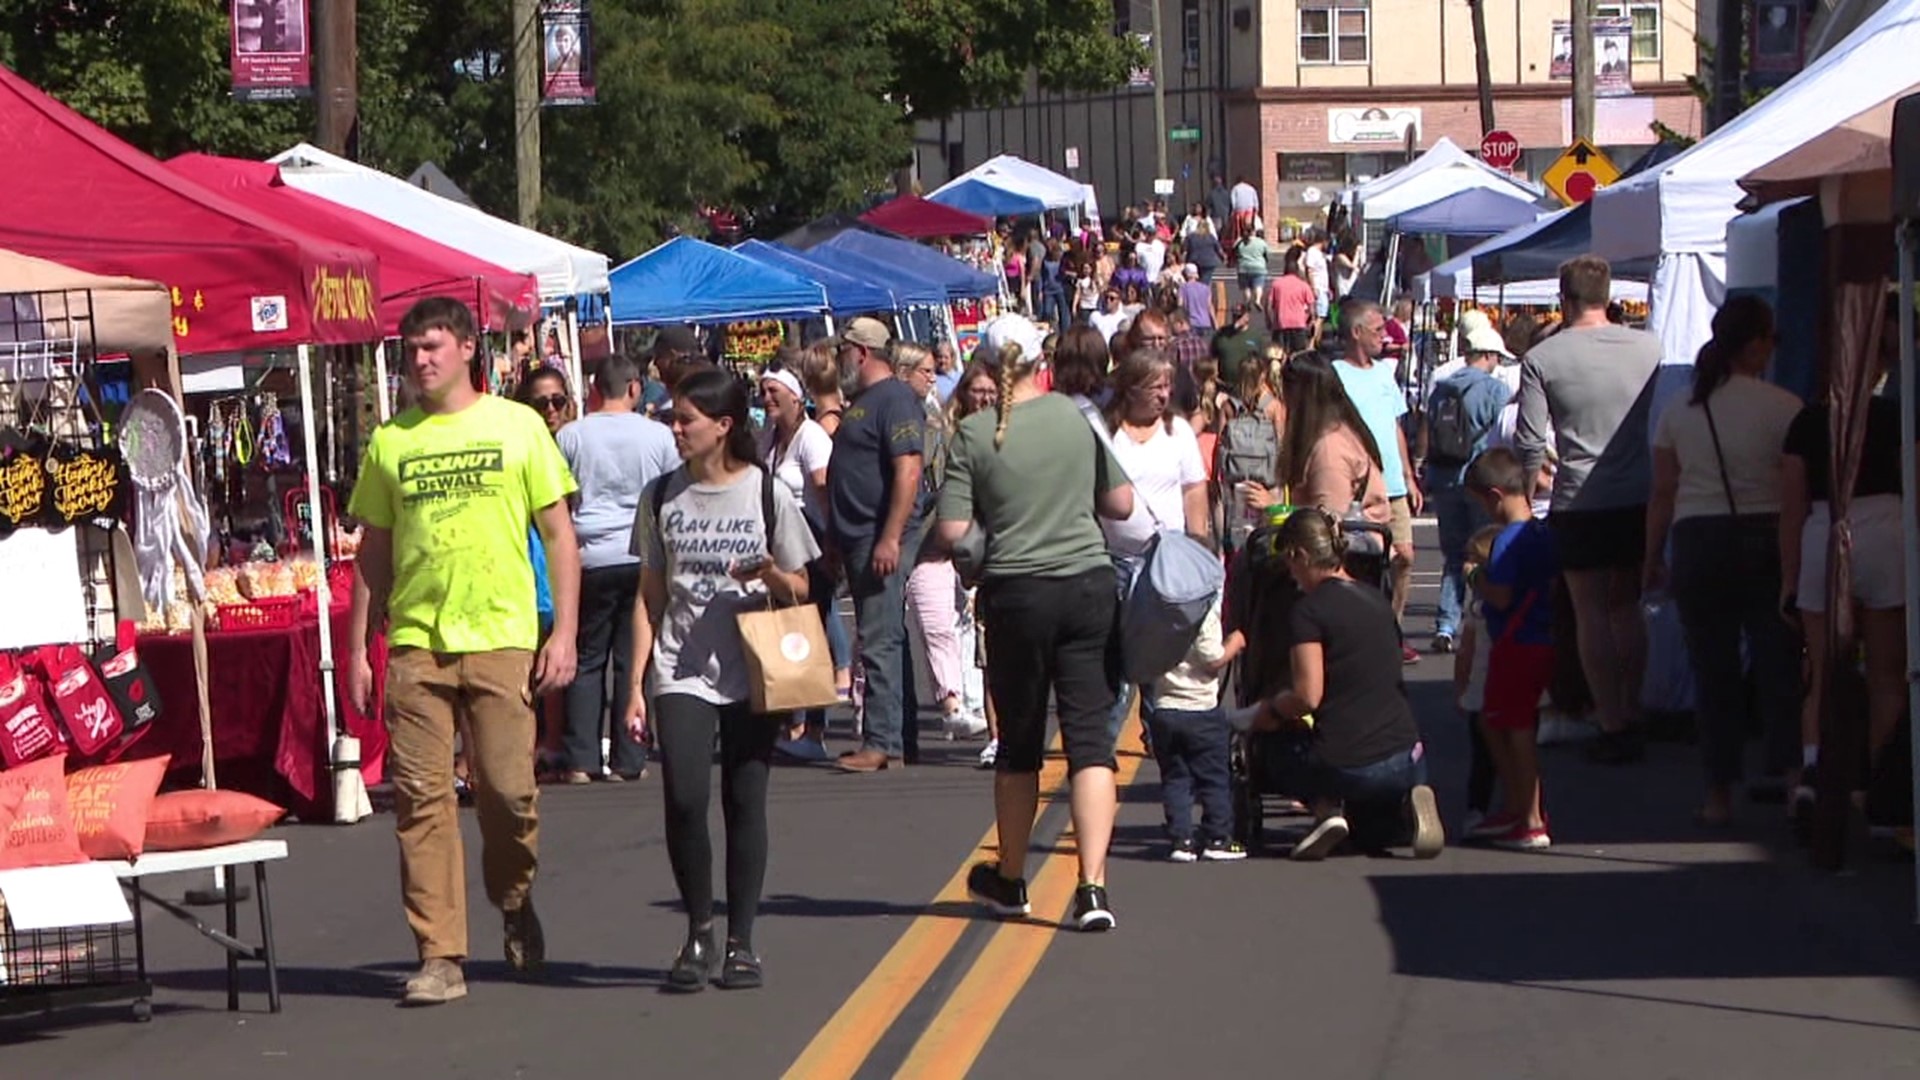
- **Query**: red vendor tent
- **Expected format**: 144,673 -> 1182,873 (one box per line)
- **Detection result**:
167,154 -> 541,335
0,64 -> 382,352
860,195 -> 993,240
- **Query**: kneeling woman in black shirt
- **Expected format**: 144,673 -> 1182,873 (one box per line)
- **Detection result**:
1248,509 -> 1444,860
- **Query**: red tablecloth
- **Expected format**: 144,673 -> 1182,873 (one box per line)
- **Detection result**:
134,605 -> 388,821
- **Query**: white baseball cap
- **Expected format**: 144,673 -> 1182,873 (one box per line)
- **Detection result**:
980,314 -> 1046,363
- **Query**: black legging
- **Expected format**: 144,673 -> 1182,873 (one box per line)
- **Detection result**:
654,694 -> 780,945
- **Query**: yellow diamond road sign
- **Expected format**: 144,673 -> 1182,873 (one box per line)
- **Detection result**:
1542,138 -> 1620,206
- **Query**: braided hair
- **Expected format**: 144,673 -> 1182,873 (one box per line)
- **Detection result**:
992,342 -> 1033,449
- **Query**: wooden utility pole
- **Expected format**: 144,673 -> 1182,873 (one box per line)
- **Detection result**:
1148,0 -> 1169,184
1712,0 -> 1745,130
1571,0 -> 1594,142
1469,0 -> 1496,134
314,0 -> 358,157
512,0 -> 542,226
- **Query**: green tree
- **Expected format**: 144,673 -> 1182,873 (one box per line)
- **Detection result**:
881,0 -> 1147,117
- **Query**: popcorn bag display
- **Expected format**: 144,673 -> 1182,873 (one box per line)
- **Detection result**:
35,644 -> 125,758
0,655 -> 63,768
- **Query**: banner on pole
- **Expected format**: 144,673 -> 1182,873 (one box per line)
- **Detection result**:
230,0 -> 313,101
540,0 -> 597,107
1548,17 -> 1635,98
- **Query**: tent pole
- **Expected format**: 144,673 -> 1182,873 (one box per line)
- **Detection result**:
1897,219 -> 1919,915
374,341 -> 393,422
297,344 -> 353,824
564,301 -> 585,402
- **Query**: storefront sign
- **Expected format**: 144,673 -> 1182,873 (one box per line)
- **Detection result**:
1549,17 -> 1634,98
1278,153 -> 1344,183
540,0 -> 597,106
308,266 -> 379,330
230,0 -> 313,102
1327,108 -> 1421,146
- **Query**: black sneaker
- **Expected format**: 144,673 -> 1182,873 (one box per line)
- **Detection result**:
966,862 -> 1030,917
1072,883 -> 1116,932
1168,837 -> 1199,863
1584,727 -> 1646,766
1201,838 -> 1248,861
1431,631 -> 1456,655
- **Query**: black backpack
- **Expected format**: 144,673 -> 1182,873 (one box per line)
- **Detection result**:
1426,376 -> 1487,466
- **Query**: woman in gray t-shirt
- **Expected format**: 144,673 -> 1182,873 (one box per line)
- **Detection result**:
627,369 -> 819,992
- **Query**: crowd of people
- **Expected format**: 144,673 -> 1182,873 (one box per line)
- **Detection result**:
338,223 -> 1913,1008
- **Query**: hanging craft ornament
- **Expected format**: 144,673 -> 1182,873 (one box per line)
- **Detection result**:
43,443 -> 128,529
257,391 -> 291,469
119,389 -> 208,613
0,435 -> 50,536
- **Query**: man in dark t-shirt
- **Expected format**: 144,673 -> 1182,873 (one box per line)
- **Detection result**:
827,317 -> 926,772
1212,304 -> 1263,384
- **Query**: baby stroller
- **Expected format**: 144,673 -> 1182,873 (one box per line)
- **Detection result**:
1226,516 -> 1394,852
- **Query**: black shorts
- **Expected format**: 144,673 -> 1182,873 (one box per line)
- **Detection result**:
1549,505 -> 1646,572
979,567 -> 1118,775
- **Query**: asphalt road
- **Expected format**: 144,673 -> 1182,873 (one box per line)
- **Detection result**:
7,526 -> 1920,1079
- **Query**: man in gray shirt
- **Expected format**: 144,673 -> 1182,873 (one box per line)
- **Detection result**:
1515,255 -> 1662,765
557,353 -> 680,781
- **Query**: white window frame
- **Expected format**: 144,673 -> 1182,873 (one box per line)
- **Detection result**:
1596,2 -> 1662,62
1182,0 -> 1202,70
1298,4 -> 1370,67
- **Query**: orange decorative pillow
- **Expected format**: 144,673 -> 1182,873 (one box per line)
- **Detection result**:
65,757 -> 169,860
143,789 -> 285,853
0,754 -> 88,869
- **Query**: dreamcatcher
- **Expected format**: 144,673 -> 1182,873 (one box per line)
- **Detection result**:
119,389 -> 208,612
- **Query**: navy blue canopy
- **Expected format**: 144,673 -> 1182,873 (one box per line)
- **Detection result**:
1388,188 -> 1545,239
609,236 -> 827,324
1471,202 -> 1658,284
733,239 -> 896,314
816,231 -> 998,301
926,177 -> 1050,218
778,242 -> 947,308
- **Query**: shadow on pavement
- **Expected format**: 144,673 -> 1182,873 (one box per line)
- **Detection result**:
148,958 -> 669,1002
1368,865 -> 1920,1031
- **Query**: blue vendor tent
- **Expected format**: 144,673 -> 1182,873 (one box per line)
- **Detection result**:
777,242 -> 948,308
926,177 -> 1051,218
1387,187 -> 1546,239
608,236 -> 827,325
734,239 -> 897,314
1471,202 -> 1658,285
816,231 -> 999,301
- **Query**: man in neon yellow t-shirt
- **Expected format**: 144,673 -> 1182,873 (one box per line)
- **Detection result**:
347,297 -> 580,1007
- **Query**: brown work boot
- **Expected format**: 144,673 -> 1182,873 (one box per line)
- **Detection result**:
835,748 -> 892,773
402,958 -> 468,1006
504,898 -> 546,975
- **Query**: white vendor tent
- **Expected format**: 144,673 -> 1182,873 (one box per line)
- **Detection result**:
1590,1 -> 1920,365
267,143 -> 611,301
1343,137 -> 1543,221
930,155 -> 1089,213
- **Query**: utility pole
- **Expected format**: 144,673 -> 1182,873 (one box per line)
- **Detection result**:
1571,0 -> 1594,142
314,0 -> 358,157
512,0 -> 542,227
1148,0 -> 1169,184
1712,0 -> 1745,130
1469,0 -> 1496,134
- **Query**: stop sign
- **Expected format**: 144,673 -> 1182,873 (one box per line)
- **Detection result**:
1480,129 -> 1521,171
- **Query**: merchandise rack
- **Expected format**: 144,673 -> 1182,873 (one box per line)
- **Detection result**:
0,285 -> 150,1021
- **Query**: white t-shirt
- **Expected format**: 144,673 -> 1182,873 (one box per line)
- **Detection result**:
1230,181 -> 1259,213
757,417 -> 833,525
1303,246 -> 1330,298
1090,308 -> 1128,343
1652,374 -> 1803,522
1100,415 -> 1207,555
1136,238 -> 1168,282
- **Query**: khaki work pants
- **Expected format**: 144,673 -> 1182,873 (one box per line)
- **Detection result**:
386,647 -> 539,961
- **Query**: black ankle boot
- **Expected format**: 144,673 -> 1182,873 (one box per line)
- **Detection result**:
719,938 -> 763,990
667,926 -> 716,992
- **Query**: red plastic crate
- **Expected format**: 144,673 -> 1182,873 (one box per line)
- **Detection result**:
215,596 -> 303,631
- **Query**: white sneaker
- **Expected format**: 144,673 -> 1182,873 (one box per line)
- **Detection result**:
1290,815 -> 1349,861
976,739 -> 999,769
944,711 -> 989,740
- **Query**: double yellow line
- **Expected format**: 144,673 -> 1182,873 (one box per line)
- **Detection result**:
783,746 -> 1149,1079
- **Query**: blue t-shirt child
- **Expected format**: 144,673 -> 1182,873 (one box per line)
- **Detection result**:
530,525 -> 554,635
1484,520 -> 1555,646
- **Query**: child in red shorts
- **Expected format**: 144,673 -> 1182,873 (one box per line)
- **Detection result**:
1465,448 -> 1557,851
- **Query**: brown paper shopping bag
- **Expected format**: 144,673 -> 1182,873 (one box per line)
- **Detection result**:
735,602 -> 841,714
